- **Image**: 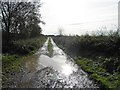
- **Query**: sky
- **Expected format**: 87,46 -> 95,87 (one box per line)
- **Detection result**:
40,0 -> 120,35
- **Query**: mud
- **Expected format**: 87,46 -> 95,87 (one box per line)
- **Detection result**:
3,37 -> 99,88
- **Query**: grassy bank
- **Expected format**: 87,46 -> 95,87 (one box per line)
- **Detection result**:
47,38 -> 53,57
76,57 -> 120,89
2,36 -> 46,85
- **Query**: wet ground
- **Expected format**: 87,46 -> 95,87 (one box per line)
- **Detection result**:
3,37 -> 99,88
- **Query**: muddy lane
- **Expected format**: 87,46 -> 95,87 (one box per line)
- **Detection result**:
27,37 -> 98,88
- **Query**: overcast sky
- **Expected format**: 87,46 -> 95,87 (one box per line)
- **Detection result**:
40,0 -> 119,35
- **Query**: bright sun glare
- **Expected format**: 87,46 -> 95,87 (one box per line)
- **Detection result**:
62,65 -> 73,76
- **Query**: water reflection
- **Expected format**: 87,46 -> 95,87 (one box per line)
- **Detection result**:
37,37 -> 77,76
37,55 -> 76,76
62,65 -> 73,76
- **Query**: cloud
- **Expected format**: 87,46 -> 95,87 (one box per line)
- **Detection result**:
40,0 -> 119,35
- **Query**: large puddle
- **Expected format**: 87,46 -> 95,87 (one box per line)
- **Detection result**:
24,37 -> 98,88
37,38 -> 77,76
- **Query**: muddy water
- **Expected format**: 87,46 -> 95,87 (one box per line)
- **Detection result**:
22,37 -> 98,88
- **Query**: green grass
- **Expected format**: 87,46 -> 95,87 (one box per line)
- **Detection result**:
47,38 -> 53,57
75,57 -> 120,89
2,54 -> 26,82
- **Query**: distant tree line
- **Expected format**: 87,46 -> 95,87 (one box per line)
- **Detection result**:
0,1 -> 44,41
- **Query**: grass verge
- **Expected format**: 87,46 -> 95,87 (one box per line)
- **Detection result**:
47,38 -> 53,57
75,57 -> 120,89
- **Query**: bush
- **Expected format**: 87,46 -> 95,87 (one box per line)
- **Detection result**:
3,36 -> 46,55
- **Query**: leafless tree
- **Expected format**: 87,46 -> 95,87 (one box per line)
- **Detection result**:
58,27 -> 64,36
